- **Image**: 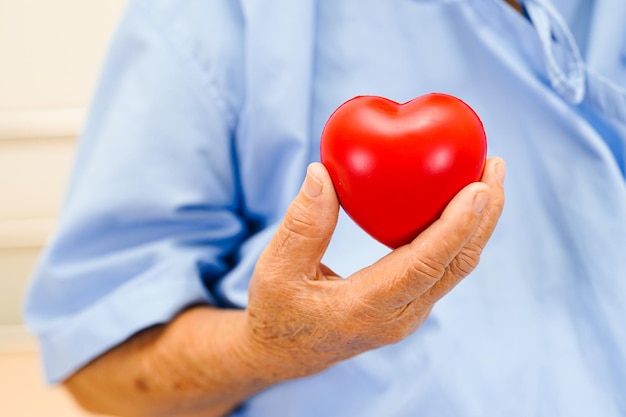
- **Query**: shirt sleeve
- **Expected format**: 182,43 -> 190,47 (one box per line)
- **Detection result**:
23,0 -> 246,383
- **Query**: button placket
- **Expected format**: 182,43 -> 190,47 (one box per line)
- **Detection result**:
524,0 -> 586,104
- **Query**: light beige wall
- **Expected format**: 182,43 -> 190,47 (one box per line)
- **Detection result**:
1,4 -> 128,415
0,0 -> 126,337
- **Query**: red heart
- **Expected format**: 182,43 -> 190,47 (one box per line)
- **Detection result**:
320,93 -> 487,249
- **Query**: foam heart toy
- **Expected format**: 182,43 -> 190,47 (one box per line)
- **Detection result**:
320,93 -> 487,248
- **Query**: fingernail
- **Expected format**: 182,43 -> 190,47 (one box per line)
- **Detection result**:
303,164 -> 323,198
495,160 -> 506,186
473,191 -> 489,214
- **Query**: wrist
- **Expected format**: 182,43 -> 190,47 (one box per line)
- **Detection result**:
178,306 -> 299,392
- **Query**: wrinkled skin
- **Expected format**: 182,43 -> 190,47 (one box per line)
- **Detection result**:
65,158 -> 505,417
245,158 -> 505,380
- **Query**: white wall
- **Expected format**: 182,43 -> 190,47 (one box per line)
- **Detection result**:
0,0 -> 126,339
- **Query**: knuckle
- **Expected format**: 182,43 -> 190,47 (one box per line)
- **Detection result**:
404,256 -> 447,286
282,203 -> 320,238
449,243 -> 482,278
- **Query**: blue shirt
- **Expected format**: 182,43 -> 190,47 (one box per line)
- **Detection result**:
24,0 -> 626,415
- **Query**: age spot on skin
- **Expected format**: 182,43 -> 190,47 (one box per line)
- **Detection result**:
134,377 -> 150,393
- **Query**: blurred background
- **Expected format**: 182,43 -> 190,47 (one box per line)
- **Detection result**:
1,1 -> 125,415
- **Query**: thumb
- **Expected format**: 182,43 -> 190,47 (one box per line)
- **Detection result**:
261,162 -> 340,277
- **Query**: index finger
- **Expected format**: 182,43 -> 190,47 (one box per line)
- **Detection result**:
349,176 -> 491,309
419,157 -> 505,306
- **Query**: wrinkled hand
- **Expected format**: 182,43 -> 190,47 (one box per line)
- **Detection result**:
245,158 -> 505,379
